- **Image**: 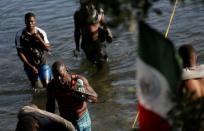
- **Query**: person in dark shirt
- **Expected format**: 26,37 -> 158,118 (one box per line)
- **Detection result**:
15,12 -> 52,88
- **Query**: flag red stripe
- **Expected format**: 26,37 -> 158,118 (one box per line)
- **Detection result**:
138,103 -> 171,131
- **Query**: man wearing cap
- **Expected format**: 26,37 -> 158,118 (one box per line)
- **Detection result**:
74,0 -> 112,65
46,61 -> 98,131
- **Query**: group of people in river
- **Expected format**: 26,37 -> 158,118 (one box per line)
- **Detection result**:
15,0 -> 112,131
13,0 -> 204,131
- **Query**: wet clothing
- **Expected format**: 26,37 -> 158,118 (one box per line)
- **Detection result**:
47,74 -> 91,131
81,37 -> 107,63
75,110 -> 91,131
24,64 -> 52,84
15,27 -> 51,86
15,27 -> 49,67
75,7 -> 110,64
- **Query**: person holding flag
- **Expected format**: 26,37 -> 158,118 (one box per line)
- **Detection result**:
136,21 -> 182,131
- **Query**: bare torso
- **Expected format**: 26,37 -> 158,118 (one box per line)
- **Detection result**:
81,22 -> 101,42
183,78 -> 204,99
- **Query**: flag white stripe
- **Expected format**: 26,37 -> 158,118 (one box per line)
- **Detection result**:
136,57 -> 173,119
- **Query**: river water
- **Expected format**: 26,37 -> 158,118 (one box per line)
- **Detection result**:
0,0 -> 203,131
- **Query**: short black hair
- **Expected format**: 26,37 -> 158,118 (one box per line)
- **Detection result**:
52,61 -> 67,76
178,44 -> 196,67
25,12 -> 36,21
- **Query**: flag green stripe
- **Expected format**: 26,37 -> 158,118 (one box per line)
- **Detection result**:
138,21 -> 182,91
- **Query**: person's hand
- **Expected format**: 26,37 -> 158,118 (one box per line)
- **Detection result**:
106,36 -> 112,43
73,49 -> 80,57
76,79 -> 85,92
78,86 -> 85,93
44,43 -> 52,51
32,33 -> 42,41
32,66 -> 38,74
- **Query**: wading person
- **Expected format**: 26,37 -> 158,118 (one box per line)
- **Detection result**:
46,61 -> 98,131
15,12 -> 52,88
74,0 -> 112,66
179,44 -> 204,99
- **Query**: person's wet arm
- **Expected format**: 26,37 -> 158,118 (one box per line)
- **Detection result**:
17,49 -> 38,74
74,12 -> 81,52
33,33 -> 50,51
80,76 -> 98,103
100,15 -> 112,43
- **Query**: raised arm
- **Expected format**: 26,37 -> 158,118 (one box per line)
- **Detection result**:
78,75 -> 98,103
34,28 -> 51,51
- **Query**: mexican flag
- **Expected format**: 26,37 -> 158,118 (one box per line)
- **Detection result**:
136,21 -> 182,131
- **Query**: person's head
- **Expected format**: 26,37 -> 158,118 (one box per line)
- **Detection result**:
178,44 -> 197,68
79,1 -> 100,24
15,115 -> 39,131
52,61 -> 68,85
24,12 -> 36,31
80,0 -> 94,14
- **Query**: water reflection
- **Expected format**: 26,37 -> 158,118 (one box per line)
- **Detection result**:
0,0 -> 203,130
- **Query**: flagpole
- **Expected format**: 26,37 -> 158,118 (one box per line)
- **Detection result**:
132,0 -> 179,129
165,0 -> 178,38
131,111 -> 139,128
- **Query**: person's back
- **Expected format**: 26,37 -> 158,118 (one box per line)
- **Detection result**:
15,104 -> 75,131
182,78 -> 204,99
179,44 -> 204,99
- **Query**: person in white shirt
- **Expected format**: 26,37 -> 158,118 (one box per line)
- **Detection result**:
15,12 -> 52,88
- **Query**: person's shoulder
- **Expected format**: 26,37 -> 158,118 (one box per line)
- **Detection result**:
36,27 -> 47,34
74,9 -> 80,15
74,10 -> 81,19
16,28 -> 25,37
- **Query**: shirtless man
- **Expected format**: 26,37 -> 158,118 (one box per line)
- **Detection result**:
46,61 -> 98,131
74,0 -> 112,65
179,44 -> 204,99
